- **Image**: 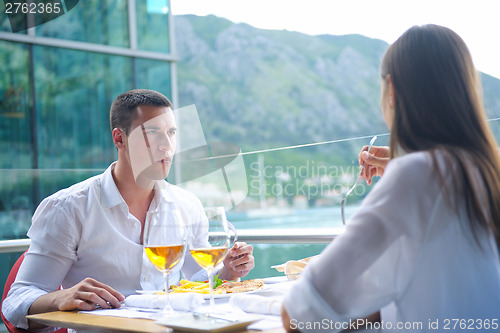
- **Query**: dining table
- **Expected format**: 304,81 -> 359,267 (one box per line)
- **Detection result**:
26,276 -> 291,333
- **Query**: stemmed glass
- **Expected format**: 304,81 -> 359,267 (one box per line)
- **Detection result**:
144,206 -> 187,318
189,207 -> 231,314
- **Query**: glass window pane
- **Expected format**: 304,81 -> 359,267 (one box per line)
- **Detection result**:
0,251 -> 25,302
135,58 -> 172,100
0,41 -> 34,240
136,0 -> 170,53
246,243 -> 327,279
33,45 -> 133,197
0,1 -> 27,32
36,0 -> 129,47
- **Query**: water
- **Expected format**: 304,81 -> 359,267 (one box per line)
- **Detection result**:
228,205 -> 359,229
226,205 -> 360,279
0,206 -> 359,289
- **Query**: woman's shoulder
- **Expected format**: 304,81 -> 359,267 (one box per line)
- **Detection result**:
386,151 -> 434,174
383,149 -> 458,192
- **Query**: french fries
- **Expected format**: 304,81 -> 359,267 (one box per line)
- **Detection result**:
169,279 -> 226,294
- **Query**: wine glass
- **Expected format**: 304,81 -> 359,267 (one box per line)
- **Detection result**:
189,207 -> 231,313
144,206 -> 187,318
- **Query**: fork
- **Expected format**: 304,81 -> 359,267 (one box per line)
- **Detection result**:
227,221 -> 238,243
341,135 -> 378,225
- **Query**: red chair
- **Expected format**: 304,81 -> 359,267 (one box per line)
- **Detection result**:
1,251 -> 67,333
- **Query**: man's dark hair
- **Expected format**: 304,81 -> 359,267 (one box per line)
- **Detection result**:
110,89 -> 172,135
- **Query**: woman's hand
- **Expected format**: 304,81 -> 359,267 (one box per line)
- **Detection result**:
281,305 -> 299,332
358,145 -> 391,185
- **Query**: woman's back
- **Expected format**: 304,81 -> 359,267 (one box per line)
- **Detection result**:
381,152 -> 500,328
287,151 -> 500,332
282,24 -> 500,333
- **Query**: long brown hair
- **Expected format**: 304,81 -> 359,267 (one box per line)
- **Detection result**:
382,24 -> 500,249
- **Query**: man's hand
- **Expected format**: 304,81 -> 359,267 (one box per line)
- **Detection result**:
28,277 -> 124,317
28,277 -> 125,329
219,242 -> 255,280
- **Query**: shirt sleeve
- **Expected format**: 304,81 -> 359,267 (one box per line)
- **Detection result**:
284,153 -> 439,331
2,252 -> 73,331
2,196 -> 79,329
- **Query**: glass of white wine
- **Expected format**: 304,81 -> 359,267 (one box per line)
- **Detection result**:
189,207 -> 231,313
144,206 -> 187,318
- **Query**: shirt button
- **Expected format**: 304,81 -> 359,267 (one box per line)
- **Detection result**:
144,275 -> 149,281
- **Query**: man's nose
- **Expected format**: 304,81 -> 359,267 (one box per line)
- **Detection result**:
158,132 -> 173,151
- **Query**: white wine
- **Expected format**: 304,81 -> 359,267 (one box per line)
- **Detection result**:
145,244 -> 184,272
190,246 -> 229,269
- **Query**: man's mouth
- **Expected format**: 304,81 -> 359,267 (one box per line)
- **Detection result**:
158,157 -> 172,164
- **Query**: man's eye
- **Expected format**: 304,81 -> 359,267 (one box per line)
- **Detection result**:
168,130 -> 176,136
146,130 -> 157,135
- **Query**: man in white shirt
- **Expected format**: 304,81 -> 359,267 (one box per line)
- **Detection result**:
2,89 -> 255,330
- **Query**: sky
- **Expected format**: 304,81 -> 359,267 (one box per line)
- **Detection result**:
171,0 -> 500,80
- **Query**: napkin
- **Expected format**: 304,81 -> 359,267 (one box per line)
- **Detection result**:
271,255 -> 319,280
125,294 -> 204,311
229,294 -> 282,316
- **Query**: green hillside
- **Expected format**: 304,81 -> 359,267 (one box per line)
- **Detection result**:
173,14 -> 500,205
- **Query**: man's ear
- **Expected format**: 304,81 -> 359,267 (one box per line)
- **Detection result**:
112,128 -> 125,148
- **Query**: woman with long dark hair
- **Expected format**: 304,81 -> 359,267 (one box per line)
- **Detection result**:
282,24 -> 500,332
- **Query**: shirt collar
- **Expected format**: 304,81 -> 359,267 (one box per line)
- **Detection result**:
101,162 -> 175,209
101,162 -> 125,208
151,181 -> 175,210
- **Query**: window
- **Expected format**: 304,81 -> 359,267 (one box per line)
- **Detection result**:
135,58 -> 172,99
136,0 -> 170,53
0,1 -> 176,290
0,41 -> 34,241
36,0 -> 129,47
33,46 -> 133,197
0,1 -> 26,32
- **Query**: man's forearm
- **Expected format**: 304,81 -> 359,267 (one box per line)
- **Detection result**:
27,292 -> 59,329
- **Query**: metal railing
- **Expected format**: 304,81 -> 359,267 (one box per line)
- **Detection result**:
236,227 -> 343,243
0,228 -> 343,254
0,239 -> 31,254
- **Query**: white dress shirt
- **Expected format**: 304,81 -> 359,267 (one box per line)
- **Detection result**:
2,162 -> 209,329
285,151 -> 500,332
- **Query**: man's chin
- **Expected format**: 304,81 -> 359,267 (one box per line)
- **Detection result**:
136,165 -> 171,184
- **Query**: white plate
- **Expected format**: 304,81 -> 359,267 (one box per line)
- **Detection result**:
155,313 -> 257,333
201,285 -> 271,299
136,286 -> 270,299
262,276 -> 289,284
135,290 -> 162,295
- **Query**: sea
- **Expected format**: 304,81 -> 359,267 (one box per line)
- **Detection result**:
226,205 -> 359,279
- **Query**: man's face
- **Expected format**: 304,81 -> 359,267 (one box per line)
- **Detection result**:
126,105 -> 177,183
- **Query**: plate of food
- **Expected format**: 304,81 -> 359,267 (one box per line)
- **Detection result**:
169,278 -> 267,299
136,278 -> 267,299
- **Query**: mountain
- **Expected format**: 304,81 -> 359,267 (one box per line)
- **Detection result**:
174,14 -> 500,153
174,15 -> 390,159
173,14 -> 500,204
